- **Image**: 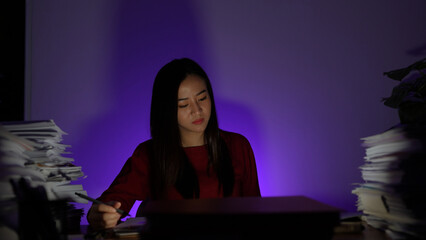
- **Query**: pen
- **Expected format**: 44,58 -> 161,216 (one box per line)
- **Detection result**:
75,192 -> 131,217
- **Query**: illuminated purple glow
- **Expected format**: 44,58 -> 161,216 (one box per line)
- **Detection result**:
29,1 -> 426,224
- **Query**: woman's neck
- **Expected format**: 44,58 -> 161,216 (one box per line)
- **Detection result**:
181,133 -> 205,147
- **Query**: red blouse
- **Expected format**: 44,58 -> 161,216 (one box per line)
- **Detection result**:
98,131 -> 261,213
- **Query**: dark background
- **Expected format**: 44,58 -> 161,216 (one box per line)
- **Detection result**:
0,1 -> 25,121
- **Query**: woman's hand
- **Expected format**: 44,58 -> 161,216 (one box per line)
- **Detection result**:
87,201 -> 122,229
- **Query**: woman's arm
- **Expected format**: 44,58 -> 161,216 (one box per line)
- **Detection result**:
88,142 -> 151,228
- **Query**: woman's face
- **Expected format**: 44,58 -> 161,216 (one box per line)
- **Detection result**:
177,74 -> 211,145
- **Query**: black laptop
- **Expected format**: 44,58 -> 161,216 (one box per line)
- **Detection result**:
137,196 -> 341,239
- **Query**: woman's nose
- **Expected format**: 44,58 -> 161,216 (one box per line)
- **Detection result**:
191,102 -> 202,114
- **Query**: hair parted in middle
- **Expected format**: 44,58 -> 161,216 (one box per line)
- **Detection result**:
149,58 -> 234,200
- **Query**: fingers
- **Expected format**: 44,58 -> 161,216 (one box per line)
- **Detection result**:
87,202 -> 123,229
101,212 -> 121,228
111,201 -> 121,210
88,208 -> 121,229
97,202 -> 119,213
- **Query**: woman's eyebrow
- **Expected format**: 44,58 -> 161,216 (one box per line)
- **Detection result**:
196,89 -> 207,96
178,89 -> 207,101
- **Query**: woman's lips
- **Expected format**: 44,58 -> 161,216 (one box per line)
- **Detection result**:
192,118 -> 204,125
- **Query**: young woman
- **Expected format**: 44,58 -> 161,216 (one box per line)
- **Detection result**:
87,58 -> 260,229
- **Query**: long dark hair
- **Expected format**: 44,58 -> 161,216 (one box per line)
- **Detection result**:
149,58 -> 234,200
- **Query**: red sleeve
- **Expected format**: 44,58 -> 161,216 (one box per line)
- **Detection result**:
222,131 -> 261,197
97,142 -> 151,213
238,135 -> 261,197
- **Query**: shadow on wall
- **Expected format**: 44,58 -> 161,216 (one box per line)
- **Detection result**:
215,97 -> 264,164
72,0 -> 209,224
215,96 -> 266,192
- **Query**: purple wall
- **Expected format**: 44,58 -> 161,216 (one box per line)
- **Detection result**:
29,0 -> 426,224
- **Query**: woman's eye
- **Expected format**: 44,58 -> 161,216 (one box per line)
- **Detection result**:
178,104 -> 189,108
199,96 -> 207,101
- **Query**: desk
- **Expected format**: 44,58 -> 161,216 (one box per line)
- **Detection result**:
71,223 -> 391,240
333,224 -> 391,240
68,196 -> 390,239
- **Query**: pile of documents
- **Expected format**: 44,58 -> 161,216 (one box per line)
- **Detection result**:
0,120 -> 87,238
353,124 -> 426,239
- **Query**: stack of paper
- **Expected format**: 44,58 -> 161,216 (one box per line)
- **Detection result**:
353,124 -> 426,239
0,120 -> 87,202
0,120 -> 87,237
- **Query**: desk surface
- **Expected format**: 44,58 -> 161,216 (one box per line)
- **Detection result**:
71,223 -> 391,240
333,224 -> 391,240
68,196 -> 391,239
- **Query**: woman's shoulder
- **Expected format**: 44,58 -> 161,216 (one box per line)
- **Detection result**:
219,130 -> 251,146
132,139 -> 153,157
